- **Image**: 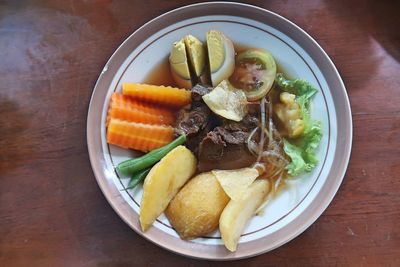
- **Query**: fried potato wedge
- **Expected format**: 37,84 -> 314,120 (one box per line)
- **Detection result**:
219,179 -> 271,251
140,146 -> 197,231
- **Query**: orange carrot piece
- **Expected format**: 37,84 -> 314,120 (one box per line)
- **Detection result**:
122,83 -> 192,107
106,93 -> 175,126
107,118 -> 174,152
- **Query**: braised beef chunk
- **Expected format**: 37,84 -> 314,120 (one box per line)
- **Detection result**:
174,84 -> 220,153
221,114 -> 259,132
197,116 -> 258,172
184,118 -> 216,154
191,84 -> 212,102
175,104 -> 221,153
175,103 -> 210,137
175,84 -> 214,137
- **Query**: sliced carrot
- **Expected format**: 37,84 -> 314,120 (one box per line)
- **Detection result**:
122,83 -> 192,108
107,118 -> 174,152
106,93 -> 175,126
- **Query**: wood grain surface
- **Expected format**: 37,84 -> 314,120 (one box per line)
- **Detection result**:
0,0 -> 399,266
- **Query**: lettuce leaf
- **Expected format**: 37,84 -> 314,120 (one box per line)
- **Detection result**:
275,73 -> 318,100
276,74 -> 322,176
283,120 -> 322,176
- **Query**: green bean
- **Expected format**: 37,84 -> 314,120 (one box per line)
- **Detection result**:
125,167 -> 151,190
116,134 -> 186,176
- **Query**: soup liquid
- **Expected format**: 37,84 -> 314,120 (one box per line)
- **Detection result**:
143,57 -> 177,87
143,44 -> 286,87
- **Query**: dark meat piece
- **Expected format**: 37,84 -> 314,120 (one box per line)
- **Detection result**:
175,103 -> 210,137
185,118 -> 217,154
221,114 -> 259,132
175,84 -> 214,137
174,84 -> 220,154
197,116 -> 259,172
175,103 -> 220,154
191,84 -> 212,102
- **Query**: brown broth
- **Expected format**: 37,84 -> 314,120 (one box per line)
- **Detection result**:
234,43 -> 253,53
143,57 -> 177,87
143,44 -> 287,88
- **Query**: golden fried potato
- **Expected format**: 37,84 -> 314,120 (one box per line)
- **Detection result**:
165,172 -> 230,239
219,179 -> 270,252
140,146 -> 197,232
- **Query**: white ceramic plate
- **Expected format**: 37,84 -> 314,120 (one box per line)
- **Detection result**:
87,2 -> 352,260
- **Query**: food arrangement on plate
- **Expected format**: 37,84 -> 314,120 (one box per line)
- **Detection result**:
105,29 -> 322,252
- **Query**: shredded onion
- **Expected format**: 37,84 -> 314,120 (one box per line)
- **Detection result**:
256,97 -> 266,162
247,140 -> 258,156
245,94 -> 293,209
252,162 -> 266,175
274,172 -> 283,191
261,150 -> 289,163
247,127 -> 259,155
268,98 -> 273,143
262,127 -> 270,140
244,92 -> 304,214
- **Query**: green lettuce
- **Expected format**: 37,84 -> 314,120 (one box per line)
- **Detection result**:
276,74 -> 322,176
275,73 -> 318,100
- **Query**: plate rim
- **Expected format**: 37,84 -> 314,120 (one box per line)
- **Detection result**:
87,1 -> 352,260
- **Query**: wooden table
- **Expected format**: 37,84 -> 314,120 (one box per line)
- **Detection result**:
1,0 -> 399,266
